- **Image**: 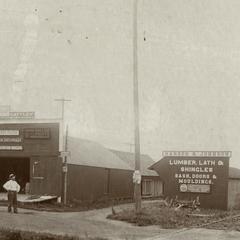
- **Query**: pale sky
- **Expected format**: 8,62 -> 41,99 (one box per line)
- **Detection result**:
1,0 -> 240,167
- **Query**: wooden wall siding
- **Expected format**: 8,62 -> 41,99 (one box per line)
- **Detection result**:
30,156 -> 62,196
0,123 -> 61,196
154,180 -> 163,196
0,123 -> 59,157
142,179 -> 154,196
109,169 -> 133,199
67,165 -> 109,202
151,157 -> 229,210
67,164 -> 134,202
228,179 -> 240,209
142,176 -> 163,197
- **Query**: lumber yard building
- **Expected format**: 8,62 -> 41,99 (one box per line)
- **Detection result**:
228,167 -> 240,209
66,138 -> 163,203
0,119 -> 134,202
110,150 -> 163,198
1,111 -> 238,209
66,137 -> 134,202
0,117 -> 63,197
150,151 -> 240,210
0,111 -> 161,203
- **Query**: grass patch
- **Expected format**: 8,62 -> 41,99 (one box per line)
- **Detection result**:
0,228 -> 107,240
107,201 -> 240,230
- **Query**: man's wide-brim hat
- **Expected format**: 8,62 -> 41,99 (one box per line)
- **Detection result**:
9,174 -> 15,179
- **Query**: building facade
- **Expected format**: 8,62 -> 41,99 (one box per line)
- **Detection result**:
150,151 -> 231,209
0,121 -> 62,196
66,137 -> 134,203
110,150 -> 163,198
228,167 -> 240,209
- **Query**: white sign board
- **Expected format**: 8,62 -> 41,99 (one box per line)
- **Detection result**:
0,145 -> 23,150
0,130 -> 19,136
163,151 -> 231,158
180,184 -> 210,193
0,138 -> 21,143
133,170 -> 141,184
9,112 -> 35,119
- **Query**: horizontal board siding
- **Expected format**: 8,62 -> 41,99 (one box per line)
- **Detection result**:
142,176 -> 163,197
67,165 -> 134,202
67,165 -> 108,202
109,169 -> 134,199
30,156 -> 62,196
228,180 -> 240,209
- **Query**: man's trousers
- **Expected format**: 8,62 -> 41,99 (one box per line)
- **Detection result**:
7,191 -> 18,213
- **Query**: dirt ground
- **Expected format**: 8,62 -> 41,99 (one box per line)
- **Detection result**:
145,228 -> 240,240
0,202 -> 240,240
0,203 -> 169,240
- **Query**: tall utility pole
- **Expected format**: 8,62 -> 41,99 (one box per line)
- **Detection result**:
133,0 -> 142,213
54,98 -> 71,205
54,98 -> 72,151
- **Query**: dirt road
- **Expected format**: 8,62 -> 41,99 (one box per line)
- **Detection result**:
146,228 -> 240,240
0,204 -> 168,239
0,204 -> 240,240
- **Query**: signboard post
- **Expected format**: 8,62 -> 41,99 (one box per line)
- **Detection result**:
60,151 -> 70,204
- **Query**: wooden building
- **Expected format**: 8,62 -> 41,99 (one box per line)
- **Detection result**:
0,115 -> 163,204
150,151 -> 231,209
0,120 -> 62,197
66,137 -> 134,203
110,150 -> 163,197
0,118 -> 162,204
228,167 -> 240,209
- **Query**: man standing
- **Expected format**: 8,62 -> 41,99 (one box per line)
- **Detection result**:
3,174 -> 20,213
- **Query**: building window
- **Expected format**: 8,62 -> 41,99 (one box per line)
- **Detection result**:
142,179 -> 153,196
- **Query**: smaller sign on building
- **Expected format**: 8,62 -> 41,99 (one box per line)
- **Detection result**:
0,137 -> 22,143
9,112 -> 35,119
0,130 -> 19,136
163,151 -> 231,157
183,184 -> 211,193
24,128 -> 50,139
0,145 -> 23,150
0,111 -> 35,120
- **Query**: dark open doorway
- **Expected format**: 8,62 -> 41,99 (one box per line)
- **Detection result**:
0,157 -> 30,193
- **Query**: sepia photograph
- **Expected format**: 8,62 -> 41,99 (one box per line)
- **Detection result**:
0,0 -> 240,239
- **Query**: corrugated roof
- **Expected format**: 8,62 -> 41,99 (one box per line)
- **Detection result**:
109,150 -> 158,176
67,137 -> 132,170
